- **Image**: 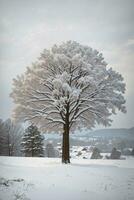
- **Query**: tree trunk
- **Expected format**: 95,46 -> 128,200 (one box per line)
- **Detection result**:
62,101 -> 70,164
62,124 -> 70,163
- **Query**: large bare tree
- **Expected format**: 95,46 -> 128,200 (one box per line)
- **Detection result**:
11,41 -> 126,163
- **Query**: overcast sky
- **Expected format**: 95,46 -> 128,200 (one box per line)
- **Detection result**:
0,0 -> 134,129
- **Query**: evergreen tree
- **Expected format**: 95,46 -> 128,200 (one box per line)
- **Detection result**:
21,124 -> 44,157
45,141 -> 56,158
91,147 -> 102,159
110,147 -> 121,159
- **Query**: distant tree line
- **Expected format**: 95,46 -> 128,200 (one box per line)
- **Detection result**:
90,146 -> 134,159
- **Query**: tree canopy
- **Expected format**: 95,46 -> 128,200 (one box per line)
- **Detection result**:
11,41 -> 126,130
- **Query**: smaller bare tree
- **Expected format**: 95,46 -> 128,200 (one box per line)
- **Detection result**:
0,119 -> 6,155
1,119 -> 23,156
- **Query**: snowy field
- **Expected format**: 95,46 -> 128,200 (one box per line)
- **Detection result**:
0,156 -> 134,200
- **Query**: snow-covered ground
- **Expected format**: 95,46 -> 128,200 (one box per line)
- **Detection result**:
0,156 -> 134,200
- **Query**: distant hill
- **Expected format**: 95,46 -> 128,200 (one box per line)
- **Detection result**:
72,127 -> 134,140
44,127 -> 134,144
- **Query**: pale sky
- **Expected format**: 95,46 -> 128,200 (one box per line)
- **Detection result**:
0,0 -> 134,129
